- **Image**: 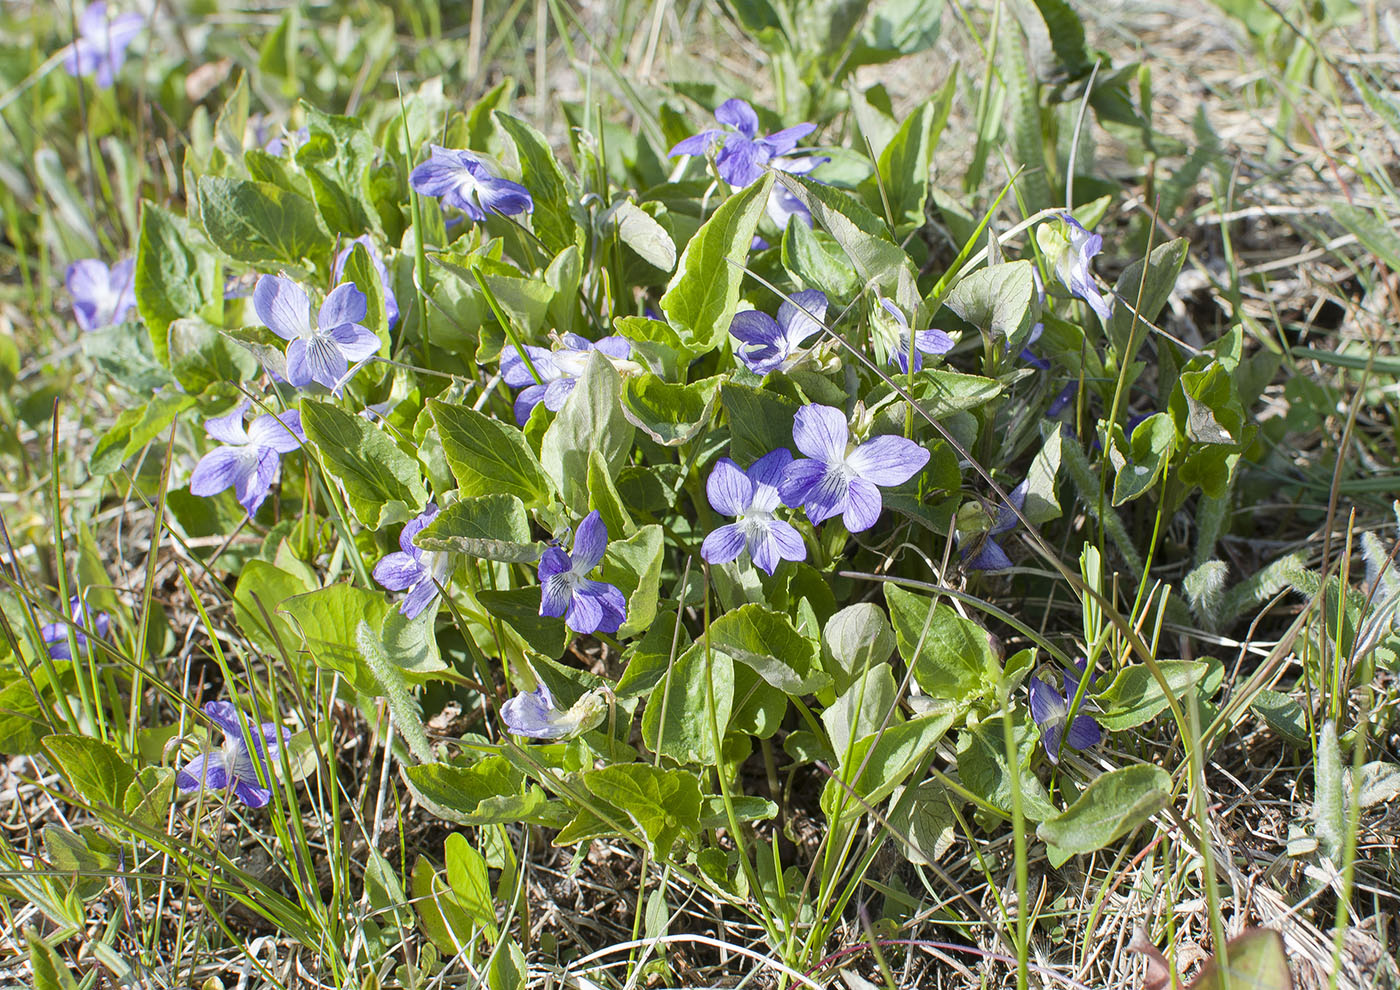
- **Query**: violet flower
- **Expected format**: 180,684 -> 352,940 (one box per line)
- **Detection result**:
62,3 -> 143,88
332,235 -> 399,330
962,480 -> 1027,572
254,275 -> 379,395
729,290 -> 828,375
500,334 -> 633,425
409,146 -> 533,223
265,127 -> 309,157
188,403 -> 305,515
669,98 -> 816,188
1017,269 -> 1050,370
66,258 -> 136,332
41,596 -> 111,660
538,511 -> 626,635
875,298 -> 953,374
701,450 -> 806,576
501,682 -> 609,740
1028,658 -> 1101,764
1055,215 -> 1112,322
779,404 -> 930,533
373,504 -> 450,619
177,700 -> 290,809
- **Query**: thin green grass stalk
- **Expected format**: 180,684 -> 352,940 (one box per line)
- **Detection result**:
1000,683 -> 1029,990
1186,691 -> 1232,990
126,428 -> 177,748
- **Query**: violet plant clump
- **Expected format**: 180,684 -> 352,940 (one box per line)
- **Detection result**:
188,403 -> 305,515
41,596 -> 112,660
254,276 -> 379,395
1028,659 -> 1102,764
501,682 -> 609,740
729,290 -> 828,375
409,147 -> 533,222
176,701 -> 291,809
500,334 -> 634,424
874,297 -> 954,373
669,98 -> 816,188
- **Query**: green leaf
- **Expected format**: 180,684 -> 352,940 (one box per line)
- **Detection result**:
26,928 -> 80,990
709,604 -> 828,694
1332,202 -> 1400,272
1106,238 -> 1188,360
80,324 -> 174,393
583,763 -> 703,858
1190,929 -> 1293,990
610,201 -> 677,272
776,173 -> 916,295
90,390 -> 196,476
431,400 -> 553,509
476,588 -> 569,658
720,382 -> 800,465
1250,688 -> 1308,747
495,111 -> 580,255
301,399 -> 427,529
416,494 -> 542,562
1314,720 -> 1345,861
853,0 -> 945,65
135,203 -> 219,365
823,602 -> 897,685
296,104 -> 376,236
660,174 -> 773,353
955,715 -> 1058,820
124,766 -> 176,830
886,585 -> 998,702
821,711 -> 956,822
822,663 -> 898,765
641,640 -> 734,766
588,447 -> 633,538
410,856 -> 477,955
404,757 -> 543,826
443,832 -> 499,937
1023,421 -> 1063,525
540,351 -> 634,514
862,96 -> 937,229
232,558 -> 317,653
196,175 -> 330,268
1029,0 -> 1090,77
280,583 -> 390,687
1037,764 -> 1171,866
782,218 -> 861,300
907,370 -> 1004,417
620,374 -> 721,446
1094,660 -> 1213,730
341,241 -> 389,340
601,524 -> 664,639
41,734 -> 135,809
943,260 -> 1036,347
168,318 -> 259,393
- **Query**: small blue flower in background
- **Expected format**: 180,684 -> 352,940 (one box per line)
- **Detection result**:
538,511 -> 627,635
42,596 -> 111,660
875,298 -> 954,373
409,146 -> 534,223
701,450 -> 807,576
1028,658 -> 1101,764
66,258 -> 136,332
729,289 -> 827,375
779,404 -> 930,533
373,504 -> 452,619
265,126 -> 309,157
189,402 -> 305,515
501,682 -> 609,740
62,3 -> 143,88
254,275 -> 379,395
962,480 -> 1027,572
177,700 -> 291,809
1055,214 -> 1113,322
500,334 -> 633,425
332,235 -> 399,330
669,98 -> 816,188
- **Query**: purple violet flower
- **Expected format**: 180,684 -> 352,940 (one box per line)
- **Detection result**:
779,404 -> 930,533
701,450 -> 807,576
669,98 -> 817,188
41,596 -> 112,660
265,126 -> 309,157
66,258 -> 136,332
1028,658 -> 1101,764
729,290 -> 828,375
177,700 -> 291,809
188,402 -> 305,516
1056,215 -> 1112,322
501,682 -> 609,740
538,511 -> 626,635
876,298 -> 954,373
62,3 -> 144,88
409,146 -> 533,223
962,480 -> 1027,572
500,334 -> 633,425
373,504 -> 451,619
332,235 -> 399,331
254,275 -> 379,395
